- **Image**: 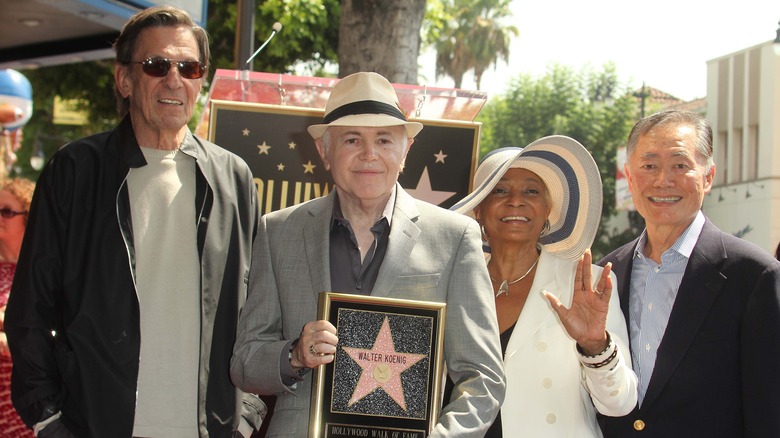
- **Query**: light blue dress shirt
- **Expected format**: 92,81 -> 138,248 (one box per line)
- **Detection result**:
629,211 -> 705,405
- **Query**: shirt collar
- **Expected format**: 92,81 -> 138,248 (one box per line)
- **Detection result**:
332,185 -> 396,227
634,210 -> 705,260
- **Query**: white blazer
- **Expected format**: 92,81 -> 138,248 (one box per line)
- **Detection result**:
500,248 -> 637,437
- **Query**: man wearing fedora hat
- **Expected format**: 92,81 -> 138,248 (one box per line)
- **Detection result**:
231,72 -> 505,436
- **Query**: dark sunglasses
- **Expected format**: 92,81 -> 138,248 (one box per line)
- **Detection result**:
127,57 -> 206,79
0,207 -> 27,219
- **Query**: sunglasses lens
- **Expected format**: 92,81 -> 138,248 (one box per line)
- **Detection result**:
0,209 -> 13,219
138,58 -> 204,79
177,61 -> 205,79
141,58 -> 171,77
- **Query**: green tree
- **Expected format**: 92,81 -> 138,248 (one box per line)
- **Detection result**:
478,63 -> 644,258
429,0 -> 518,89
14,0 -> 341,180
12,61 -> 118,179
468,0 -> 517,89
207,0 -> 340,74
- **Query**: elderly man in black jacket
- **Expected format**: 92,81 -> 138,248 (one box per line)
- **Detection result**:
5,6 -> 264,437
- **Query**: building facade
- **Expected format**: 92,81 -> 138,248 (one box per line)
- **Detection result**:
702,31 -> 780,255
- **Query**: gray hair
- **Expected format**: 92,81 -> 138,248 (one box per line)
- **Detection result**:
112,5 -> 209,118
626,110 -> 714,171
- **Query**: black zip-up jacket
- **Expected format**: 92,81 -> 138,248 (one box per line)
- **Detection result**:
5,116 -> 264,437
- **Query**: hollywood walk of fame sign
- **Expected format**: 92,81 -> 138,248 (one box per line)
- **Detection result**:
207,100 -> 480,215
309,293 -> 446,438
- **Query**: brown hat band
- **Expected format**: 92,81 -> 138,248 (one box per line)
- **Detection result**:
323,100 -> 407,124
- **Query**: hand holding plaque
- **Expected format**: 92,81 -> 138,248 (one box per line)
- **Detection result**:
293,320 -> 338,369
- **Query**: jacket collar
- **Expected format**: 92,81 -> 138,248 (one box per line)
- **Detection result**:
504,248 -> 566,360
116,115 -> 201,168
116,115 -> 146,169
301,183 -> 421,297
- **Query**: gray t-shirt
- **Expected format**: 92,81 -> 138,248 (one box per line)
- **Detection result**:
128,146 -> 199,437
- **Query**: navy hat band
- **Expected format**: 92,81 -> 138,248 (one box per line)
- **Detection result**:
323,100 -> 407,124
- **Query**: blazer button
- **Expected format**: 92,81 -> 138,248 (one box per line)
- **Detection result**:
634,420 -> 645,431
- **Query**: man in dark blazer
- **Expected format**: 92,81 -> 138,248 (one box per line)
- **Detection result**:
598,110 -> 780,437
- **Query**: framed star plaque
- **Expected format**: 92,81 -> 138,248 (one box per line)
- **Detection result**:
309,292 -> 446,438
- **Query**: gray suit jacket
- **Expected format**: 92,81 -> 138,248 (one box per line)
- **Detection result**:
231,184 -> 505,437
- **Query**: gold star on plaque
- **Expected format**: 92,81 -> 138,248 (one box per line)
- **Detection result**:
257,141 -> 271,155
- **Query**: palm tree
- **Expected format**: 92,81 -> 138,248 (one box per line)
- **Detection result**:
432,0 -> 518,90
469,0 -> 518,89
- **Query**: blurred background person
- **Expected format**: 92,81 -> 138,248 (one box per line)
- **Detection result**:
0,177 -> 34,437
450,137 -> 637,437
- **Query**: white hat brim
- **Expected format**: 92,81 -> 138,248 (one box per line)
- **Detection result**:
450,135 -> 602,260
307,113 -> 424,139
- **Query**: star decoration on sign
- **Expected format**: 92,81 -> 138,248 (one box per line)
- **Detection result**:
257,141 -> 271,155
277,163 -> 285,171
434,150 -> 447,163
288,141 -> 297,149
342,317 -> 426,411
405,167 -> 457,206
302,160 -> 316,174
242,128 -> 250,136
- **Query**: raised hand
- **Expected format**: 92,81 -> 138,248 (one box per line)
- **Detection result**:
544,249 -> 613,355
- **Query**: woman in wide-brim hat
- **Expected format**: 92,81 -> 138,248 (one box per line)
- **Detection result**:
450,135 -> 637,437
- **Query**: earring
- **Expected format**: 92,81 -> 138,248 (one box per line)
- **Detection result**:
540,219 -> 550,236
480,224 -> 489,243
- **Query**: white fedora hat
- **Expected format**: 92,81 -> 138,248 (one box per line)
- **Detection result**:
307,72 -> 424,140
450,135 -> 603,260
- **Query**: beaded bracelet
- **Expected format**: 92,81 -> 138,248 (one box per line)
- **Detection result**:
577,331 -> 613,358
582,346 -> 619,369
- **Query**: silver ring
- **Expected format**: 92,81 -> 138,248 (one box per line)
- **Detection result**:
594,290 -> 604,296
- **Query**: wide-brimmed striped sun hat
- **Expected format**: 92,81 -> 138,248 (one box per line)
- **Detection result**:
450,135 -> 602,260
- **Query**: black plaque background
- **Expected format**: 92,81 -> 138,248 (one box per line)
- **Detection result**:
311,293 -> 445,438
208,101 -> 479,215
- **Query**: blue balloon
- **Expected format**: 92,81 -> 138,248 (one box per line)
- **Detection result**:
0,69 -> 33,131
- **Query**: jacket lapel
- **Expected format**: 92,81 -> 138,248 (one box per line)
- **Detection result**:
371,185 -> 420,297
505,249 -> 565,361
641,220 -> 727,408
609,240 -> 639,323
303,193 -> 335,295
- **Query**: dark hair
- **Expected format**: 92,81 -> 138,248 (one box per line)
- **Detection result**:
626,110 -> 714,171
112,5 -> 210,117
775,241 -> 780,261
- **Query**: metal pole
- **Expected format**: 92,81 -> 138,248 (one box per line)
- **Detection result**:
235,0 -> 256,70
